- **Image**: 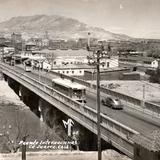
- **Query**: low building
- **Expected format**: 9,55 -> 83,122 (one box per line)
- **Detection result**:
52,64 -> 94,76
20,51 -> 46,60
121,72 -> 141,80
3,47 -> 14,54
52,56 -> 87,66
25,41 -> 37,51
84,67 -> 131,80
42,38 -> 49,48
100,56 -> 119,69
119,55 -> 154,68
42,61 -> 51,70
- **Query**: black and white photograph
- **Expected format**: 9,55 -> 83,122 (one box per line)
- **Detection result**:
0,0 -> 160,160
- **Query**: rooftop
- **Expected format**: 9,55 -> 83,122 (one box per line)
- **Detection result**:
85,67 -> 130,73
119,56 -> 155,62
52,64 -> 95,70
32,49 -> 90,57
52,78 -> 86,90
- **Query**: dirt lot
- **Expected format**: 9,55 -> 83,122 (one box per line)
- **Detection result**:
0,80 -> 25,106
99,80 -> 160,103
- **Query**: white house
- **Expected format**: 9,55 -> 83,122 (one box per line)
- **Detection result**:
42,61 -> 51,70
151,59 -> 160,68
99,56 -> 119,69
3,47 -> 14,54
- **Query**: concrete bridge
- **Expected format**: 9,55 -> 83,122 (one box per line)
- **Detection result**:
0,62 -> 157,158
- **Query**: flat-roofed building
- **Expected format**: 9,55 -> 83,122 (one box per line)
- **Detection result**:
52,64 -> 94,76
31,48 -> 119,76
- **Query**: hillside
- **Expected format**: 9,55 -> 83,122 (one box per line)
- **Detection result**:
0,15 -> 131,40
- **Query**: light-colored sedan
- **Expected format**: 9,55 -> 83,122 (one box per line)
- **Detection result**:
101,97 -> 123,110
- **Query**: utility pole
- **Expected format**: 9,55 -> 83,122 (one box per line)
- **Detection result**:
87,32 -> 92,62
51,52 -> 54,69
21,135 -> 29,160
22,137 -> 26,160
87,36 -> 105,160
142,83 -> 145,108
143,84 -> 145,100
96,49 -> 101,160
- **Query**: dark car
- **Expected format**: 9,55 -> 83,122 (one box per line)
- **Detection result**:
101,97 -> 123,109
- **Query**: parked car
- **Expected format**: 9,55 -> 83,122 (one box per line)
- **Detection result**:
101,97 -> 123,109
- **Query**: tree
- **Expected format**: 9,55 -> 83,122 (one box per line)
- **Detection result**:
0,109 -> 29,153
149,68 -> 160,83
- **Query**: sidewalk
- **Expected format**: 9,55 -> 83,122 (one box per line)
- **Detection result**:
0,150 -> 130,160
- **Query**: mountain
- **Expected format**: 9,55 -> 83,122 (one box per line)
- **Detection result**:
0,15 -> 131,40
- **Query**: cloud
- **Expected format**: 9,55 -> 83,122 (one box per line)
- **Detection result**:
81,0 -> 98,2
120,4 -> 124,10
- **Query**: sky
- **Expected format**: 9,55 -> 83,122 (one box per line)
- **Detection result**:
0,0 -> 160,39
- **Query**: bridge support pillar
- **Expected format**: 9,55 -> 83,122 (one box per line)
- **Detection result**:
38,98 -> 44,122
0,70 -> 3,80
19,85 -> 23,100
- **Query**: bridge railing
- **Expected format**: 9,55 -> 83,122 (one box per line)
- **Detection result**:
0,63 -> 139,157
50,70 -> 160,119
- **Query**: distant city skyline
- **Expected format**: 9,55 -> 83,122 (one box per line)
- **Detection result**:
0,0 -> 160,39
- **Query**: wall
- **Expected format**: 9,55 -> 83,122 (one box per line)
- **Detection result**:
53,68 -> 85,76
133,144 -> 158,160
84,68 -> 131,81
121,73 -> 140,80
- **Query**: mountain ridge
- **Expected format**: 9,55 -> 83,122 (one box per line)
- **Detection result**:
0,14 -> 132,40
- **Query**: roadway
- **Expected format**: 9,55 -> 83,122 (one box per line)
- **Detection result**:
86,91 -> 159,133
9,64 -> 160,134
